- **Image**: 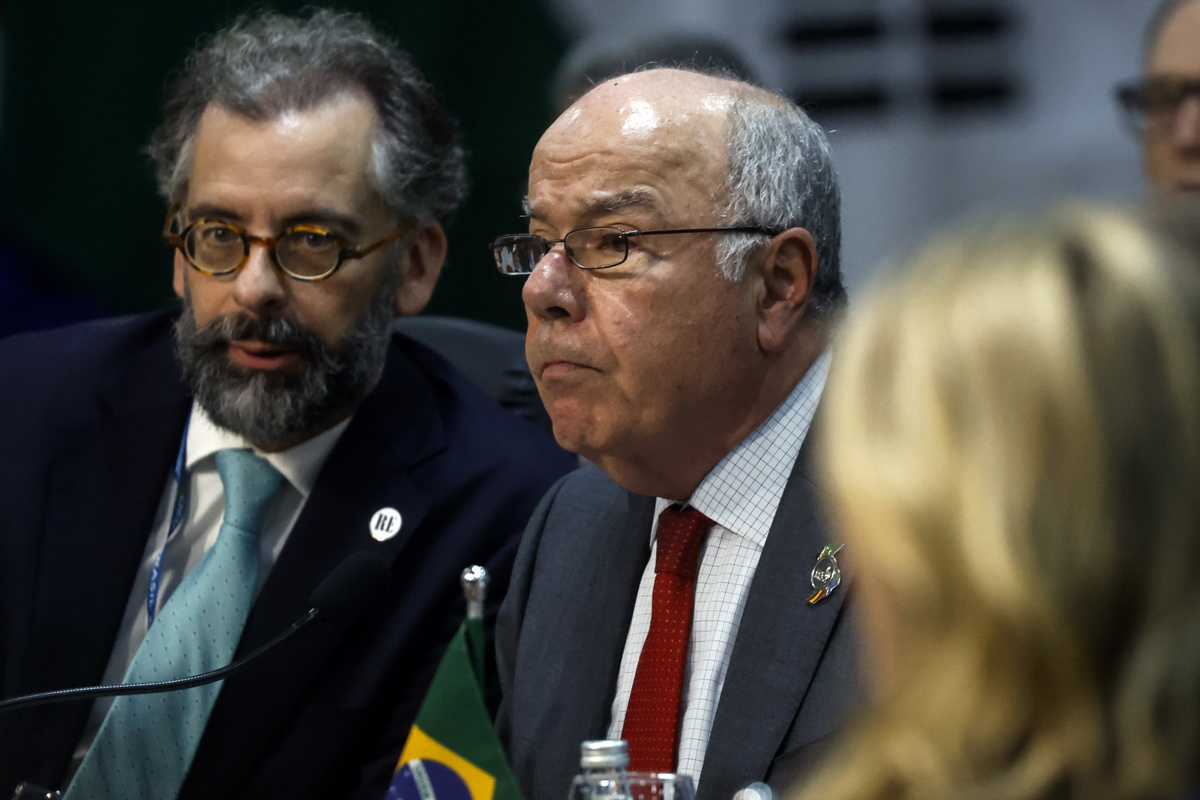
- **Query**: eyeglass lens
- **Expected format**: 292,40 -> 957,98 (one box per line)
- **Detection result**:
493,235 -> 549,275
566,228 -> 629,268
185,223 -> 341,278
1122,77 -> 1200,132
492,228 -> 632,274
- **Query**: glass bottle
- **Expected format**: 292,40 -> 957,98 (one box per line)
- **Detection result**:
567,740 -> 633,800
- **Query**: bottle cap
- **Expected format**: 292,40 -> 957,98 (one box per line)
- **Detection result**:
580,740 -> 629,769
733,783 -> 774,800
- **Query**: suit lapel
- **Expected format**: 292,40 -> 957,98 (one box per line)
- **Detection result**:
188,341 -> 448,784
556,489 -> 654,743
697,434 -> 849,800
234,342 -> 445,651
21,327 -> 189,773
516,476 -> 656,800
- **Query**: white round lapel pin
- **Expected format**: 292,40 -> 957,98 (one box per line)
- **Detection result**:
369,507 -> 403,542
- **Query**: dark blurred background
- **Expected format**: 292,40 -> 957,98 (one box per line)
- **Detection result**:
0,0 -> 566,336
0,0 -> 1161,339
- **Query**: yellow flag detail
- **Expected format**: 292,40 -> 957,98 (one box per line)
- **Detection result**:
397,724 -> 497,800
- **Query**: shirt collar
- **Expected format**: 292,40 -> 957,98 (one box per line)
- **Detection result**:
185,401 -> 352,498
654,350 -> 830,548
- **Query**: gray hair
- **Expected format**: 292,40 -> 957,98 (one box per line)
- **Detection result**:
717,89 -> 846,322
148,9 -> 467,224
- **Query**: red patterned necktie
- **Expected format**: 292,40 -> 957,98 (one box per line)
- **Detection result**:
622,504 -> 714,772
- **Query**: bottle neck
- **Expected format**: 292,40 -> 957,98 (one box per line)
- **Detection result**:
579,765 -> 632,796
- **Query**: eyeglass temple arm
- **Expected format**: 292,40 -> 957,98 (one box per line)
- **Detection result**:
162,203 -> 185,247
345,219 -> 415,259
625,226 -> 780,238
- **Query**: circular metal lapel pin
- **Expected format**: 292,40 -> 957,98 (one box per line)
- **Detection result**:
808,542 -> 844,605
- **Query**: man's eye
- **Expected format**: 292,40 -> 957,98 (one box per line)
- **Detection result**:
1144,79 -> 1188,111
293,231 -> 338,251
595,231 -> 627,253
201,225 -> 239,245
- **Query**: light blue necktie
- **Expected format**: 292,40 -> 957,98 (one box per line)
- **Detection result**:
65,449 -> 284,800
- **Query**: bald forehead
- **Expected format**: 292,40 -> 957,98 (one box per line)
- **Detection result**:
577,68 -> 742,111
555,69 -> 736,140
1149,0 -> 1200,70
531,70 -> 738,210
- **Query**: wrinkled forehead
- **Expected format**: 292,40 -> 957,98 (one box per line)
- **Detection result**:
530,71 -> 737,212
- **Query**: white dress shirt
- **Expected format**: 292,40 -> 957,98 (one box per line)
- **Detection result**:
607,352 -> 830,788
69,401 -> 351,773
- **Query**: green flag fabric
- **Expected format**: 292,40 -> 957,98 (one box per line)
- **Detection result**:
385,619 -> 524,800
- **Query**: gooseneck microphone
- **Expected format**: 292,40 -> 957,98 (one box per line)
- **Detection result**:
0,552 -> 392,715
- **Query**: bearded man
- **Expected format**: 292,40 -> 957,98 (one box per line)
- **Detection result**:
0,10 -> 574,799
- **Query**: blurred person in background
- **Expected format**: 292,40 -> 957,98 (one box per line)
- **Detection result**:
1116,0 -> 1200,194
798,204 -> 1200,800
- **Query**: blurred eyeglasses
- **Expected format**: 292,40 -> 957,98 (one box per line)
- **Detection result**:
491,225 -> 778,275
163,205 -> 412,281
1114,76 -> 1200,136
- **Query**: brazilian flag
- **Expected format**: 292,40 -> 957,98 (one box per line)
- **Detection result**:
385,617 -> 524,800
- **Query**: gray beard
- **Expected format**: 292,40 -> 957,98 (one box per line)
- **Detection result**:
174,277 -> 396,447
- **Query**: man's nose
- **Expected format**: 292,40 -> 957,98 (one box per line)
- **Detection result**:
232,241 -> 289,312
522,245 -> 586,323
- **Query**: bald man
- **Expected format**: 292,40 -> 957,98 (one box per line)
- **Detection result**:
494,69 -> 859,800
1118,0 -> 1200,193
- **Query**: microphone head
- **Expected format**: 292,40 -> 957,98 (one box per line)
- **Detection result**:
309,552 -> 392,625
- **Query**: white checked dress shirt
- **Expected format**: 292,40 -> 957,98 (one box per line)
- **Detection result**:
607,352 -> 830,788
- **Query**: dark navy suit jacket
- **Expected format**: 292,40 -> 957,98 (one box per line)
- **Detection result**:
0,310 -> 576,799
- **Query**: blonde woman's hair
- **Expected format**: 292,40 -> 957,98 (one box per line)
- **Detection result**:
806,204 -> 1200,800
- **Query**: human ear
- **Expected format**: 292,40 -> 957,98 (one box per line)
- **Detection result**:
756,227 -> 818,352
394,222 -> 448,316
173,250 -> 188,299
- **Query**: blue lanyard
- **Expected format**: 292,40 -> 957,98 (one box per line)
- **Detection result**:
147,417 -> 190,626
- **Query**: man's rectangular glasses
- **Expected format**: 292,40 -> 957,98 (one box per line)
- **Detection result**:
1114,76 -> 1200,135
492,225 -> 779,275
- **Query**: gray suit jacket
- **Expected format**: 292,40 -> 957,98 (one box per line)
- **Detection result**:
496,435 -> 859,800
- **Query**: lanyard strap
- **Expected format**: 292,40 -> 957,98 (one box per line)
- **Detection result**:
147,416 -> 190,626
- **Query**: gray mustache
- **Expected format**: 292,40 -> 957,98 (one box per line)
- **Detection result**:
191,313 -> 322,358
